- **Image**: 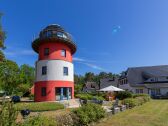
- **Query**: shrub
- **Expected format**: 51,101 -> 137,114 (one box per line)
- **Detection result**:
116,91 -> 133,100
29,94 -> 34,100
93,96 -> 105,101
133,94 -> 151,102
76,93 -> 93,100
18,115 -> 56,126
122,98 -> 139,108
122,94 -> 151,108
0,101 -> 18,126
15,102 -> 64,112
56,113 -> 74,126
76,93 -> 105,101
73,103 -> 105,125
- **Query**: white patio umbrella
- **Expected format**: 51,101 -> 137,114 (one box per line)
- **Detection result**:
98,85 -> 125,92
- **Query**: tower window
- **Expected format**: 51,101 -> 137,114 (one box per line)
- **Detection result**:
61,49 -> 66,57
57,32 -> 64,37
44,48 -> 49,56
41,87 -> 46,96
63,67 -> 68,76
42,66 -> 47,75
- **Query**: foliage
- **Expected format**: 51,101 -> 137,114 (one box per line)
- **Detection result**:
0,50 -> 4,61
19,64 -> 35,87
84,72 -> 95,82
16,84 -> 30,96
76,93 -> 105,101
56,113 -> 74,126
74,74 -> 85,85
73,103 -> 105,126
15,102 -> 64,112
29,94 -> 34,100
0,62 -> 35,96
122,98 -> 139,108
18,115 -> 56,126
0,101 -> 18,126
74,84 -> 83,95
0,60 -> 20,94
133,94 -> 151,102
116,91 -> 133,100
76,93 -> 93,100
0,13 -> 6,49
122,94 -> 151,108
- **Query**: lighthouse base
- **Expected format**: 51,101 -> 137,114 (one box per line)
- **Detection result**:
34,81 -> 74,102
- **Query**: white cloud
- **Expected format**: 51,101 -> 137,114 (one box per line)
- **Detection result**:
4,49 -> 36,56
81,62 -> 106,71
74,57 -> 106,71
73,57 -> 86,62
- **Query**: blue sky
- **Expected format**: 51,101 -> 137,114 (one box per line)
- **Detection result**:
1,0 -> 168,75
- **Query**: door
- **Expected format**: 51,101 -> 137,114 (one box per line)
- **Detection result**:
55,88 -> 61,100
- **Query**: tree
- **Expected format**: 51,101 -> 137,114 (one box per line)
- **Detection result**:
19,64 -> 35,86
74,74 -> 85,85
0,13 -> 6,62
84,72 -> 95,82
18,64 -> 35,95
0,13 -> 5,49
0,60 -> 20,94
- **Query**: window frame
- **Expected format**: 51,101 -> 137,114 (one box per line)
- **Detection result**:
63,67 -> 68,76
61,49 -> 66,57
41,87 -> 46,96
42,66 -> 47,75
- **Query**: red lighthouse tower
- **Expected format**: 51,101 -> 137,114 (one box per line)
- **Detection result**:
32,24 -> 77,102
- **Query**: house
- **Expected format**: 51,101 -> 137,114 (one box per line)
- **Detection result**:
118,65 -> 168,97
100,78 -> 118,89
82,82 -> 99,93
82,77 -> 119,93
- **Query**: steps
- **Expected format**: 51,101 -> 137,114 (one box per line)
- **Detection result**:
59,99 -> 81,108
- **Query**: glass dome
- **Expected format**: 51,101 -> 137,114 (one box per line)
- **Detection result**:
32,24 -> 77,54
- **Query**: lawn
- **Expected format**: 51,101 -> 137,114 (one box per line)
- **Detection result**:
14,102 -> 64,112
97,100 -> 168,126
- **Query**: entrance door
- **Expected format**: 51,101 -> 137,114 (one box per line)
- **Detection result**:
55,87 -> 72,100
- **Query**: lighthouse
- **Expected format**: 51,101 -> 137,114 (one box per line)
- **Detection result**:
32,24 -> 77,102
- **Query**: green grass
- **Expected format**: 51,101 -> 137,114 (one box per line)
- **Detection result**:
98,100 -> 168,126
14,102 -> 64,112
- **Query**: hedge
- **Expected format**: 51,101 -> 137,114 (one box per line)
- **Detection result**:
116,91 -> 133,100
76,93 -> 105,101
122,94 -> 151,108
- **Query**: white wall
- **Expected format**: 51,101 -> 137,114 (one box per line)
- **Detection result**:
35,60 -> 74,82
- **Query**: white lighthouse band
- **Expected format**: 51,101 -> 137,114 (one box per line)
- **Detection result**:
35,60 -> 74,82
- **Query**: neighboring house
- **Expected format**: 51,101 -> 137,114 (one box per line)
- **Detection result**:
82,77 -> 119,92
82,82 -> 99,93
118,65 -> 168,97
100,77 -> 118,89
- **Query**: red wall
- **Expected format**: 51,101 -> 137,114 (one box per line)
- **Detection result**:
39,42 -> 72,62
34,81 -> 74,102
